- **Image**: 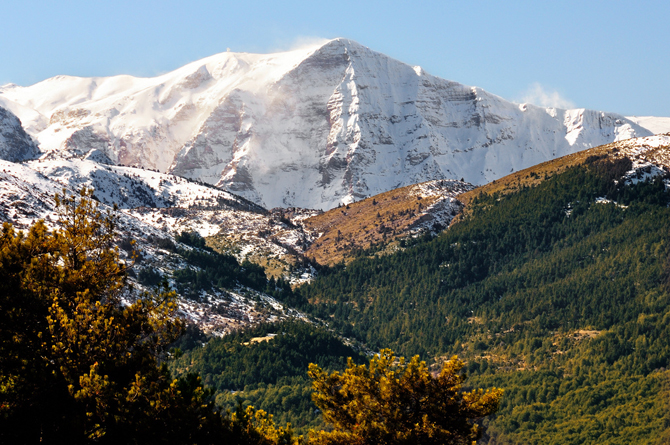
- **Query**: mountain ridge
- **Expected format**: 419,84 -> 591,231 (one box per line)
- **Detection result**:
0,39 -> 662,210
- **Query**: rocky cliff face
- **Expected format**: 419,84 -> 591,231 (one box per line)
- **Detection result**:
0,107 -> 40,162
0,39 -> 653,209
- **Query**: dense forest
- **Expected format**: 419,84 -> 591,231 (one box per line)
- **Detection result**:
291,157 -> 670,443
169,320 -> 366,433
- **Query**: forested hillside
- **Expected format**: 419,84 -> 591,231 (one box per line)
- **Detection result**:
1,191 -> 501,444
294,156 -> 670,444
168,151 -> 670,443
169,320 -> 366,433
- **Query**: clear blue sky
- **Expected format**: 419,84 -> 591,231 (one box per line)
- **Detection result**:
1,0 -> 668,116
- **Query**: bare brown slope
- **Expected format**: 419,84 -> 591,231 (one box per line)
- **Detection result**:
303,180 -> 470,266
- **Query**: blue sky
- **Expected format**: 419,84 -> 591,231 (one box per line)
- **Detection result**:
1,0 -> 668,116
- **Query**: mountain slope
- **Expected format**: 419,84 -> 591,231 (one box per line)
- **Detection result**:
302,179 -> 473,266
0,39 -> 654,210
296,135 -> 670,444
0,156 -> 311,335
626,116 -> 670,134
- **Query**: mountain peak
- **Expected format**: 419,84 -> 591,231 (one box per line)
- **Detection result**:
0,40 -> 663,210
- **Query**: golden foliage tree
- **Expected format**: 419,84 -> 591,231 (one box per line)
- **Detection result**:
228,403 -> 303,445
0,190 -> 223,444
308,349 -> 502,445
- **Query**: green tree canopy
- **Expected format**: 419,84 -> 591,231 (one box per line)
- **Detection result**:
308,349 -> 502,445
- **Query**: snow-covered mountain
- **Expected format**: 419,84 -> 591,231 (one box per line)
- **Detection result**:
625,116 -> 670,136
0,39 -> 661,210
0,156 -> 311,335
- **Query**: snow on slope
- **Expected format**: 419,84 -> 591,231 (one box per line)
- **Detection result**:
0,95 -> 47,135
27,155 -> 264,211
610,134 -> 670,185
0,39 -> 655,210
0,45 -> 320,172
409,179 -> 474,233
626,116 -> 670,135
0,159 -> 61,227
19,152 -> 314,279
0,157 -> 306,335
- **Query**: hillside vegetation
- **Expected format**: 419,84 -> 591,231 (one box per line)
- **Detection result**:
303,180 -> 470,266
169,320 -> 367,433
2,192 -> 502,444
296,155 -> 670,444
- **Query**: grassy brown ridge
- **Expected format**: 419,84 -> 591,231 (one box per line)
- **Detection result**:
458,143 -> 625,207
303,182 -> 455,266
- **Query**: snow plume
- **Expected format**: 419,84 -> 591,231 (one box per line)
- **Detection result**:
521,82 -> 575,109
271,36 -> 330,53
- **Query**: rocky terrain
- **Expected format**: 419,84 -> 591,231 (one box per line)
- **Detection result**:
0,106 -> 40,162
